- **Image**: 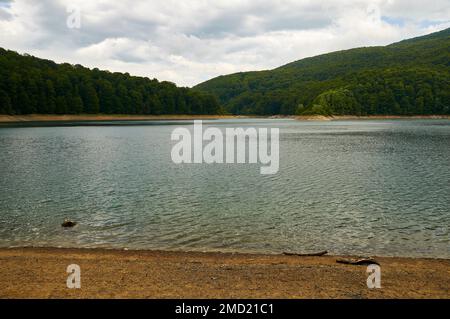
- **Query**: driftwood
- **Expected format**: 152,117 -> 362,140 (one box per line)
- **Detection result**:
336,258 -> 380,266
283,250 -> 328,257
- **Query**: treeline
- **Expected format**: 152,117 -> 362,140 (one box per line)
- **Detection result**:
0,48 -> 222,115
2,28 -> 449,117
222,67 -> 450,115
196,28 -> 450,116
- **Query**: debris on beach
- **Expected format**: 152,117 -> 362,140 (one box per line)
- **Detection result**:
283,250 -> 328,257
61,219 -> 77,228
336,257 -> 380,265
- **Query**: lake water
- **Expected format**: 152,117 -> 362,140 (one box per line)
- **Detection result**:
0,119 -> 449,258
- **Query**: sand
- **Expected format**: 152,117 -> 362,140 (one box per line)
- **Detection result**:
294,115 -> 450,121
0,114 -> 244,123
1,114 -> 448,124
0,248 -> 448,298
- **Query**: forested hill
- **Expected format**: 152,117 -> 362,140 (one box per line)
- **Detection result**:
0,49 -> 222,115
195,28 -> 450,116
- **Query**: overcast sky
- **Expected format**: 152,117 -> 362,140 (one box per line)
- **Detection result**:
0,0 -> 449,87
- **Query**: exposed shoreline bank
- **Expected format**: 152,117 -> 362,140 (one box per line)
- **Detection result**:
0,114 -> 449,124
293,115 -> 450,121
0,114 -> 245,123
0,247 -> 448,298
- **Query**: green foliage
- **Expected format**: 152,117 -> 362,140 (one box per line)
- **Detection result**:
312,88 -> 359,115
195,28 -> 450,115
0,49 -> 221,115
2,28 -> 448,116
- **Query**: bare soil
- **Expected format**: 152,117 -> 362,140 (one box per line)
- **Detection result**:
0,248 -> 448,298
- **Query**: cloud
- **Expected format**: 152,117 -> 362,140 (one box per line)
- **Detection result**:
0,0 -> 448,87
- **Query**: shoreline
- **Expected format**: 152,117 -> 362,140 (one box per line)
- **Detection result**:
1,247 -> 449,298
0,114 -> 245,124
294,115 -> 450,121
0,114 -> 449,124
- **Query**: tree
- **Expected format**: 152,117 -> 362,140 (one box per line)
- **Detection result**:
45,80 -> 56,113
55,96 -> 68,114
0,48 -> 221,115
81,83 -> 99,114
0,89 -> 12,114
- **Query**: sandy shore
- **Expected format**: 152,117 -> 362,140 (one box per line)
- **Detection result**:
293,115 -> 450,121
1,114 -> 449,123
0,248 -> 448,298
0,114 -> 246,123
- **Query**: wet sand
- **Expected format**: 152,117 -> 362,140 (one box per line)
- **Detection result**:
0,248 -> 448,298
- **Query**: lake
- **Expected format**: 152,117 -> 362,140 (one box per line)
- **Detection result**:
0,119 -> 449,258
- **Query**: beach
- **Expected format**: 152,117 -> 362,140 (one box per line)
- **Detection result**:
0,114 -> 449,124
293,115 -> 450,121
0,114 -> 244,123
0,248 -> 448,298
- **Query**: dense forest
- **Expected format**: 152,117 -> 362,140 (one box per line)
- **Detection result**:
195,28 -> 450,115
1,28 -> 449,116
0,48 -> 222,115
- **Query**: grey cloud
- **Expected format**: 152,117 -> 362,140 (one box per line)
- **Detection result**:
0,0 -> 12,20
189,3 -> 333,38
20,0 -> 159,51
0,0 -> 448,87
0,7 -> 11,20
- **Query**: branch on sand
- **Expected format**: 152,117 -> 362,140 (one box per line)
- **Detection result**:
336,258 -> 380,265
283,250 -> 328,257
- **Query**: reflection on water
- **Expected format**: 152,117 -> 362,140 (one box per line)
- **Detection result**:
0,119 -> 449,257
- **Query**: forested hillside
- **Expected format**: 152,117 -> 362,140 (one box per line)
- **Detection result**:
0,49 -> 222,115
195,28 -> 450,115
1,28 -> 449,116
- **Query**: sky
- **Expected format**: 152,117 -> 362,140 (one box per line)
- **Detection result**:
0,0 -> 449,87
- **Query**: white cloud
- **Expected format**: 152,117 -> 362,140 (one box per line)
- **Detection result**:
0,0 -> 448,86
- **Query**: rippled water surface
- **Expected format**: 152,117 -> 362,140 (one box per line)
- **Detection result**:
0,119 -> 449,257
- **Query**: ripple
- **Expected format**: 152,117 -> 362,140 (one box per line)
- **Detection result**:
0,120 -> 449,257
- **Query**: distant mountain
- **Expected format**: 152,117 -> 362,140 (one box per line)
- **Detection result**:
195,28 -> 450,115
0,49 -> 222,115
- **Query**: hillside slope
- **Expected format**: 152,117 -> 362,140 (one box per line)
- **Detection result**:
0,49 -> 222,115
195,28 -> 450,115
